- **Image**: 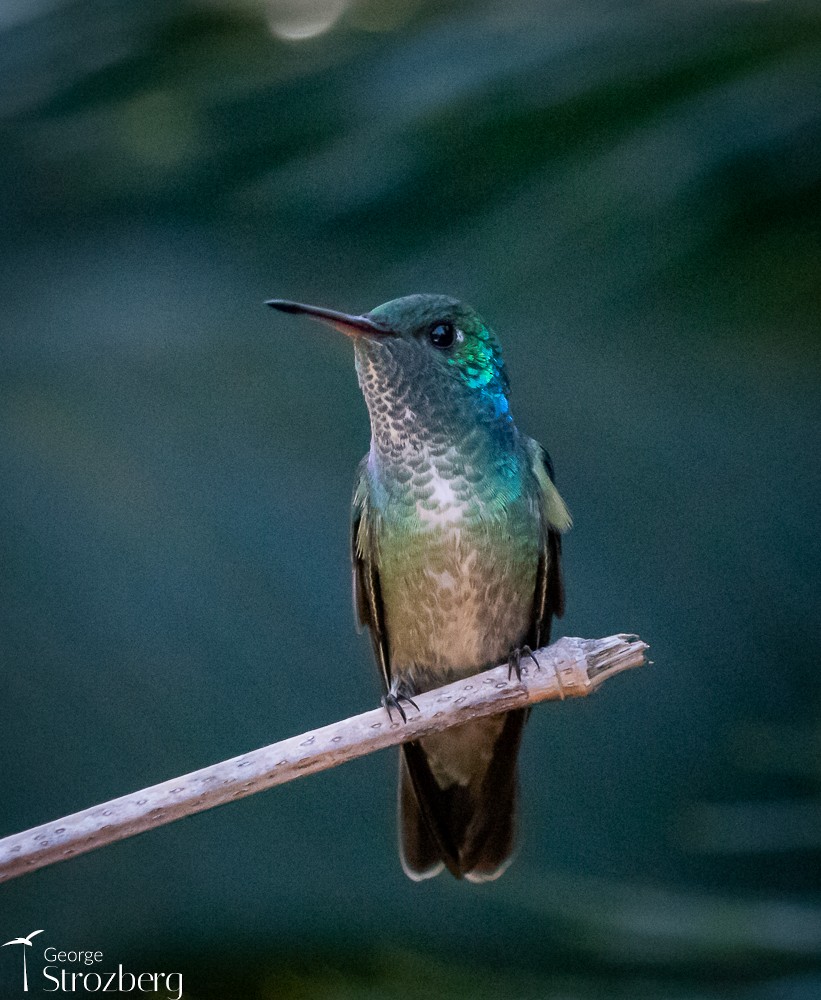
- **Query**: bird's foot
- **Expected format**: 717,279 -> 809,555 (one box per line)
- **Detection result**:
382,682 -> 419,723
508,645 -> 541,681
507,648 -> 522,681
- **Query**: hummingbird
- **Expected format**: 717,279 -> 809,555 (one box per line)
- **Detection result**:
268,294 -> 571,882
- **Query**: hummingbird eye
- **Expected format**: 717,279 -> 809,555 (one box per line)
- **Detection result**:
428,322 -> 460,350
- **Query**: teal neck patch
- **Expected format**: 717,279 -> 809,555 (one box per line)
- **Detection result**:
447,322 -> 510,419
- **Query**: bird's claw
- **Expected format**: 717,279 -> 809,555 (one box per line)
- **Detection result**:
508,648 -> 522,681
382,685 -> 419,723
382,692 -> 406,722
508,645 -> 541,681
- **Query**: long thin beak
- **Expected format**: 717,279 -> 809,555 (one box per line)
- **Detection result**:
266,299 -> 391,339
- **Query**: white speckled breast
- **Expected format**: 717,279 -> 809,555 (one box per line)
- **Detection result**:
374,449 -> 541,688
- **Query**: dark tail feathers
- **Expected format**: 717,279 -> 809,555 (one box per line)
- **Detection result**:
398,708 -> 527,882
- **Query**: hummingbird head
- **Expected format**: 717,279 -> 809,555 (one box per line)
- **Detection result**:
267,294 -> 511,433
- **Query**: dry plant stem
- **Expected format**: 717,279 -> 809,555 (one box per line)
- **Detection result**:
0,634 -> 647,885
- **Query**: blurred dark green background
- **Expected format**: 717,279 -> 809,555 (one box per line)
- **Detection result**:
1,0 -> 820,996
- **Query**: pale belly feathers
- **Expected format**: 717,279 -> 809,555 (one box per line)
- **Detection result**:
378,502 -> 539,790
377,485 -> 540,690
